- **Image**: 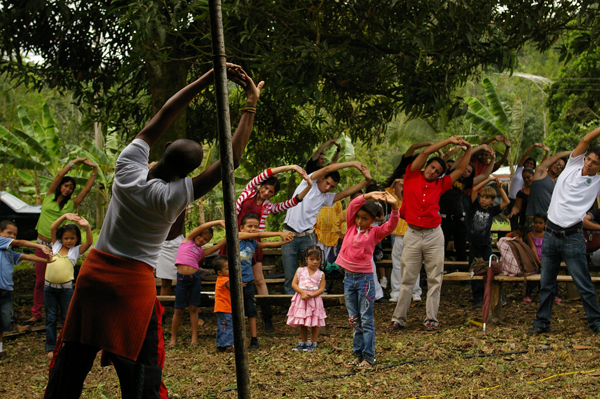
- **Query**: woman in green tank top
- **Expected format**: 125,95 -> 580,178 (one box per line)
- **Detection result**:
26,157 -> 98,324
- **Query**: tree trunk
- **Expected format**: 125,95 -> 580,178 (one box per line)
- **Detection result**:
146,59 -> 190,161
94,120 -> 105,228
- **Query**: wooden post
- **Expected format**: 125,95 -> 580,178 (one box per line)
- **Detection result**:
208,1 -> 251,398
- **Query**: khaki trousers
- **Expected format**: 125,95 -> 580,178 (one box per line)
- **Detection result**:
391,225 -> 445,327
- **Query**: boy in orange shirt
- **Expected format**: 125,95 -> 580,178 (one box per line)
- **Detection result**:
213,256 -> 234,352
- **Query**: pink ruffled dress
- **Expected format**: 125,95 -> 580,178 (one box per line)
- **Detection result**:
286,267 -> 327,327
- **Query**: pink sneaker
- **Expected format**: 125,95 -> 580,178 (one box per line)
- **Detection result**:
555,297 -> 562,303
523,297 -> 532,303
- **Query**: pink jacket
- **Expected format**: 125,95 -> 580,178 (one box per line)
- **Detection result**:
335,196 -> 400,273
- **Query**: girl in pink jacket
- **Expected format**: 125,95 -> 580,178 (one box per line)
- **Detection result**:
337,192 -> 399,368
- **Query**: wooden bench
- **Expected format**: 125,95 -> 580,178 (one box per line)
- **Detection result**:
157,293 -> 215,306
442,272 -> 600,324
255,294 -> 345,307
155,277 -> 285,287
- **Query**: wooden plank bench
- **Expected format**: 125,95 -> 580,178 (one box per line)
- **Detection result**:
255,294 -> 345,308
155,277 -> 284,287
442,272 -> 600,324
158,293 -> 215,306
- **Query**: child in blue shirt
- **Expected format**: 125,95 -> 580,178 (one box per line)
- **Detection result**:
238,214 -> 293,349
0,220 -> 53,360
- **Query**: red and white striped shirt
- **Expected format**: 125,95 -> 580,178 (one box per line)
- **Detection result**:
235,169 -> 299,231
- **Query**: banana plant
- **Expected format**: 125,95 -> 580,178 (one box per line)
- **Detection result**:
0,103 -> 69,203
464,78 -> 524,173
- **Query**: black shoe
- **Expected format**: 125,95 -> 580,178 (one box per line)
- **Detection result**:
249,337 -> 259,350
526,326 -> 551,335
264,319 -> 275,334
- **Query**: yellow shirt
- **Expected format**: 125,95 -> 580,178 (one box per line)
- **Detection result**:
385,187 -> 408,236
314,201 -> 343,247
45,254 -> 75,284
334,209 -> 347,236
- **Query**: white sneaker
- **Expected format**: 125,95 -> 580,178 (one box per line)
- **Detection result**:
380,277 -> 388,289
412,294 -> 422,302
389,296 -> 398,303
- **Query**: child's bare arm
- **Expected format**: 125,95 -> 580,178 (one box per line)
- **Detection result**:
309,273 -> 326,298
77,218 -> 94,255
493,177 -> 510,210
526,233 -> 540,262
50,213 -> 80,244
291,270 -> 309,300
224,280 -> 230,290
184,220 -> 225,242
203,238 -> 227,257
239,231 -> 293,241
21,253 -> 54,264
256,233 -> 294,249
471,176 -> 493,203
10,240 -> 53,258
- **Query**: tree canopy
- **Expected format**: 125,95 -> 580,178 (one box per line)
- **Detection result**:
0,0 -> 593,168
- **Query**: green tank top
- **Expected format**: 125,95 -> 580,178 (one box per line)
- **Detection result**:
35,195 -> 75,238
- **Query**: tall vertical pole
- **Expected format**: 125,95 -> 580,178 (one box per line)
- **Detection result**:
208,1 -> 251,398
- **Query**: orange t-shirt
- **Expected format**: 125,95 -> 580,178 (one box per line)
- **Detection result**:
214,276 -> 231,313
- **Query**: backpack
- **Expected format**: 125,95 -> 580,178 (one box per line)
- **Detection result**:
496,237 -> 540,277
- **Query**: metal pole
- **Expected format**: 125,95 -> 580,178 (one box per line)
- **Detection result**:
208,1 -> 251,398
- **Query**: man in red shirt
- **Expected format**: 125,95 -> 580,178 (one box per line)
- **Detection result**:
389,136 -> 472,332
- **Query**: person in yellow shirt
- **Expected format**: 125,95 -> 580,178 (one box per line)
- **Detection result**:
386,179 -> 422,302
314,201 -> 343,263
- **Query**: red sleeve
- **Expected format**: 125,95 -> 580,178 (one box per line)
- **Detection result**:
440,175 -> 453,194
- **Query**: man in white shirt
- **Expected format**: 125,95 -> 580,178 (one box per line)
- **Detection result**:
281,161 -> 372,294
527,126 -> 600,336
45,65 -> 263,399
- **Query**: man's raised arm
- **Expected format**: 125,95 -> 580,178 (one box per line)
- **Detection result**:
573,126 -> 600,158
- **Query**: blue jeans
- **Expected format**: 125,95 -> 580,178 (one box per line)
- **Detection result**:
216,312 -> 234,348
281,233 -> 315,295
174,271 -> 202,309
0,289 -> 13,332
344,272 -> 376,364
533,232 -> 600,332
44,285 -> 74,352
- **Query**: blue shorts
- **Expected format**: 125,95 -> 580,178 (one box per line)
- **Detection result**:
243,283 -> 257,318
0,289 -> 13,332
174,271 -> 202,309
216,312 -> 234,348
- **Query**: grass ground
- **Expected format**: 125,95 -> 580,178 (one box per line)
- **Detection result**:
2,282 -> 600,398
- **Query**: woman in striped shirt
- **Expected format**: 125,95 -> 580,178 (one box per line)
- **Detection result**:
235,165 -> 312,332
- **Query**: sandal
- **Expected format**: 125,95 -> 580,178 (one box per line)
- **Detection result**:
346,358 -> 361,368
356,360 -> 374,368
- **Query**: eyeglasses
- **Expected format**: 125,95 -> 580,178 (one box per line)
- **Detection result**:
554,162 -> 564,170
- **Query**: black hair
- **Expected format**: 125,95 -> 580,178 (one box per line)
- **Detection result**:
0,220 -> 16,231
240,213 -> 260,226
161,139 -> 204,179
212,255 -> 228,274
523,168 -> 534,176
357,200 -> 384,219
302,245 -> 324,267
53,176 -> 76,210
588,147 -> 600,160
350,191 -> 363,200
425,156 -> 447,175
57,223 -> 82,246
533,212 -> 547,223
365,181 -> 380,193
323,170 -> 341,183
261,176 -> 281,194
524,156 -> 537,169
198,227 -> 214,238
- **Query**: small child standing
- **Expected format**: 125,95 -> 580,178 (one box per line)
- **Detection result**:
287,245 -> 326,352
469,177 -> 510,305
525,213 -> 560,303
0,220 -> 54,360
238,213 -> 293,349
46,213 -> 93,358
170,220 -> 227,347
212,255 -> 234,352
336,192 -> 399,368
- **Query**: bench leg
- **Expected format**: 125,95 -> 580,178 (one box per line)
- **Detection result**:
490,281 -> 503,324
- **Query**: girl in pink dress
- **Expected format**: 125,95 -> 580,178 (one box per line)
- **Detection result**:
287,246 -> 327,352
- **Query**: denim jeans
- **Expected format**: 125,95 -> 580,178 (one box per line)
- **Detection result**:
44,285 -> 74,352
0,289 -> 13,332
216,312 -> 234,348
281,233 -> 315,295
533,232 -> 600,332
344,272 -> 376,364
